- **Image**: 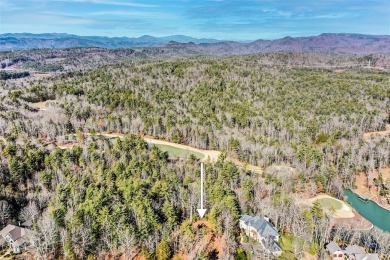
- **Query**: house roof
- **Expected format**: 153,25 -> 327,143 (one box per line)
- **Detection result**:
345,245 -> 365,255
0,225 -> 17,238
365,254 -> 380,260
354,253 -> 380,260
22,219 -> 33,227
326,241 -> 342,254
12,235 -> 29,248
271,241 -> 282,253
263,236 -> 282,253
354,254 -> 366,260
239,215 -> 279,238
326,242 -> 379,260
9,226 -> 23,241
0,225 -> 29,244
9,226 -> 28,241
0,236 -> 5,247
239,215 -> 253,222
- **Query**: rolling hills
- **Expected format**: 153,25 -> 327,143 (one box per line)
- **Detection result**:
1,33 -> 390,55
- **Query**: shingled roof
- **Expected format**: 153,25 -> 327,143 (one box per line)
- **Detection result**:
264,236 -> 282,253
0,225 -> 17,238
0,225 -> 29,244
240,215 -> 279,238
326,241 -> 342,254
345,245 -> 365,255
326,242 -> 380,260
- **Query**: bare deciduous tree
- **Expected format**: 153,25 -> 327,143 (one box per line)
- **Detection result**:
20,201 -> 39,222
119,228 -> 136,259
29,212 -> 58,260
71,216 -> 93,259
0,200 -> 10,226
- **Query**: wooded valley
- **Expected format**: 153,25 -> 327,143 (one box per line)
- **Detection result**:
0,51 -> 389,259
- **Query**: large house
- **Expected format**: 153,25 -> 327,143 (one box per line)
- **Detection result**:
239,215 -> 282,256
326,242 -> 346,260
0,225 -> 30,253
326,242 -> 380,260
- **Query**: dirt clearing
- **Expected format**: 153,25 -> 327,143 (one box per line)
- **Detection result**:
30,99 -> 57,111
363,124 -> 390,140
354,167 -> 390,210
192,220 -> 225,258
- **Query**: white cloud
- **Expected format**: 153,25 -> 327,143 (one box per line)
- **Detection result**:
314,13 -> 353,19
86,10 -> 172,18
53,0 -> 158,8
259,9 -> 293,18
0,0 -> 22,10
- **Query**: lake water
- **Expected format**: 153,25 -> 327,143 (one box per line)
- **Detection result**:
344,189 -> 390,232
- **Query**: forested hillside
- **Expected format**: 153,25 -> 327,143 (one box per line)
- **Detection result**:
2,46 -> 390,75
0,53 -> 389,259
0,48 -> 136,73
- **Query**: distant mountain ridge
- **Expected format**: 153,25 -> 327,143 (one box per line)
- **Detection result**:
174,33 -> 390,55
1,33 -> 390,54
0,33 -> 221,51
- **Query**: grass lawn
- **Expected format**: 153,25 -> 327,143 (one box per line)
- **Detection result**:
279,234 -> 305,259
316,197 -> 343,211
151,144 -> 205,160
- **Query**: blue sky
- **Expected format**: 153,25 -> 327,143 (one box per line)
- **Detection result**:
0,0 -> 389,40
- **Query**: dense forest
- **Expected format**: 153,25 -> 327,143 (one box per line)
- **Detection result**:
0,71 -> 30,80
0,52 -> 389,259
2,47 -> 390,73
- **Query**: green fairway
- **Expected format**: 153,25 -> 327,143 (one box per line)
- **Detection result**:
316,197 -> 343,210
151,144 -> 205,160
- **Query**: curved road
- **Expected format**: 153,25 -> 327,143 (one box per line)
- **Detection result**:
61,132 -> 263,174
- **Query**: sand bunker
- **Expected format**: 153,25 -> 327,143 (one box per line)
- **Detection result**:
306,194 -> 355,219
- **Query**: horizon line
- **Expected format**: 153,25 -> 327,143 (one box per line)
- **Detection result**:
1,31 -> 390,42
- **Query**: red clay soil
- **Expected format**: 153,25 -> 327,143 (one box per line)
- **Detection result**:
332,210 -> 373,230
354,167 -> 390,210
303,252 -> 318,260
296,186 -> 325,200
57,142 -> 79,149
368,66 -> 386,70
192,220 -> 225,258
133,255 -> 146,260
192,219 -> 212,229
172,253 -> 189,260
363,124 -> 390,140
30,99 -> 56,110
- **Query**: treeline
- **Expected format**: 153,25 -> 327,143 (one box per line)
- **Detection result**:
0,71 -> 30,80
0,47 -> 136,73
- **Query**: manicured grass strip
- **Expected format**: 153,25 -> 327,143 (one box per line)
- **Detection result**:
317,197 -> 343,210
151,144 -> 205,160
